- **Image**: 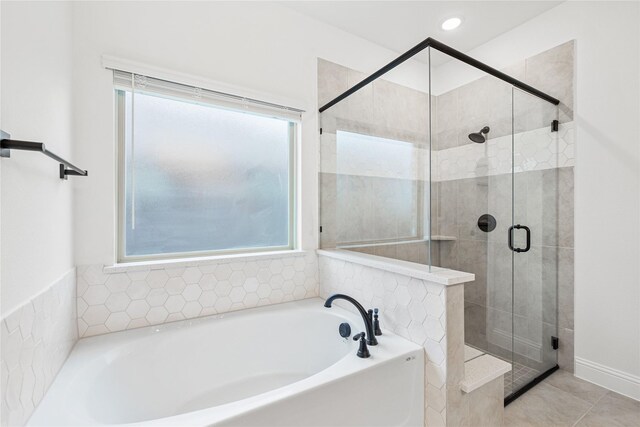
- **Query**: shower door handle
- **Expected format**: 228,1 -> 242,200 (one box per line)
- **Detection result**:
508,224 -> 531,253
508,225 -> 516,251
520,225 -> 531,252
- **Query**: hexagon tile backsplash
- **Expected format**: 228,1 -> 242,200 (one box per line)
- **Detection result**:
0,268 -> 77,427
318,255 -> 451,427
76,252 -> 319,337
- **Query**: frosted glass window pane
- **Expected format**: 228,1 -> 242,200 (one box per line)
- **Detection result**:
121,91 -> 293,258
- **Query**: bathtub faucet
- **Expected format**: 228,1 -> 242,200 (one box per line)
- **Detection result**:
324,294 -> 378,346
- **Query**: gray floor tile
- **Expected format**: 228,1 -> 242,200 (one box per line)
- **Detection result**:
576,391 -> 640,427
543,370 -> 608,405
504,382 -> 592,427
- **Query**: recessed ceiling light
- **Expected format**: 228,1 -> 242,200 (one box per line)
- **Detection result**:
441,17 -> 462,31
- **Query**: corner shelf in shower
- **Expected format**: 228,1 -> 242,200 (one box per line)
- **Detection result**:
340,236 -> 456,249
430,235 -> 457,241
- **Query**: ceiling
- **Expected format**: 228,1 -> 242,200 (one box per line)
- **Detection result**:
284,1 -> 563,65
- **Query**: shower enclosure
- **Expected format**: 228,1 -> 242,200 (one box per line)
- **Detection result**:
318,38 -> 562,403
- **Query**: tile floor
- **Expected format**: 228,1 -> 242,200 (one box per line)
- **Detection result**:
505,370 -> 640,426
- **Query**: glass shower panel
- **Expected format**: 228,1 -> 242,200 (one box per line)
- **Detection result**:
318,40 -> 563,403
318,58 -> 431,267
429,47 -> 517,395
510,87 -> 559,395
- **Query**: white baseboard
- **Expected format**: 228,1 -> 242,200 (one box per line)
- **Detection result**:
575,357 -> 640,401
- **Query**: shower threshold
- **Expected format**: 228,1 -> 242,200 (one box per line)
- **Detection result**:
504,364 -> 559,406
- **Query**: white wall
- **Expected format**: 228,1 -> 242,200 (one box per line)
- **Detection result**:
0,1 -> 75,315
71,1 -> 426,267
435,1 -> 640,397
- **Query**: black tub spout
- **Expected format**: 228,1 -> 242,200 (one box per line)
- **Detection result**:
324,294 -> 378,346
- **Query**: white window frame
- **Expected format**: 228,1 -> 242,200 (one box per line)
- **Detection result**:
113,71 -> 301,263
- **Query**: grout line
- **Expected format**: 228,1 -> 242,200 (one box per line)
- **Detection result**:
540,380 -> 596,407
571,391 -> 607,427
537,373 -> 612,427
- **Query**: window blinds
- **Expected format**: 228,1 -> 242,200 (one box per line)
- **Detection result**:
112,69 -> 304,121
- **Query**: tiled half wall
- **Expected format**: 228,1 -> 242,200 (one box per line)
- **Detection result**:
0,269 -> 77,427
318,253 -> 465,427
76,252 -> 319,337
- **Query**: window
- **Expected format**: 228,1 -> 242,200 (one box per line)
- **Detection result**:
115,71 -> 299,262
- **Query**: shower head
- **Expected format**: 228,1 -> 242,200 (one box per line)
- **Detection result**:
468,126 -> 490,143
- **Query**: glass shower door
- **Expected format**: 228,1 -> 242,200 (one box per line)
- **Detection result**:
509,88 -> 559,396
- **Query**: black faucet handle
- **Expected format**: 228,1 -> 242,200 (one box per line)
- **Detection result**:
373,308 -> 382,336
353,332 -> 370,358
366,309 -> 378,345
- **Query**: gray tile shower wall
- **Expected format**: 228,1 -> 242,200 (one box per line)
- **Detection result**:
435,167 -> 574,372
349,240 -> 431,265
335,175 -> 420,243
318,60 -> 430,145
434,40 -> 574,151
432,41 -> 576,374
0,269 -> 77,427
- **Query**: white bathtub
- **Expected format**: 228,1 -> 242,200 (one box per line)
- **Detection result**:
29,298 -> 424,426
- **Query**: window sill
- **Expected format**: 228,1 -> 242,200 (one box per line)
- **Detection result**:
104,249 -> 308,273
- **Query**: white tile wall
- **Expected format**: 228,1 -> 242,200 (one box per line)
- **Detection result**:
320,120 -> 574,184
0,269 -> 77,427
77,252 -> 319,337
318,255 -> 452,427
435,121 -> 575,182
